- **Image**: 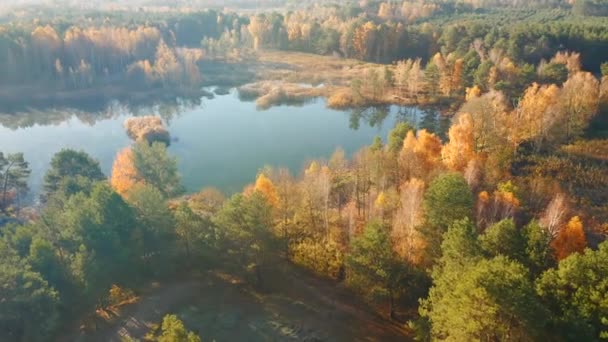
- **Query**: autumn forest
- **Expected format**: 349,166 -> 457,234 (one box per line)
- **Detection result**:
1,0 -> 608,341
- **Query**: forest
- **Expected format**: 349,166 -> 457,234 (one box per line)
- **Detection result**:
1,0 -> 608,341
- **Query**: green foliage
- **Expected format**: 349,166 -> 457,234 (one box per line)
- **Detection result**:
56,182 -> 137,302
522,220 -> 555,275
438,217 -> 481,269
387,121 -> 414,153
291,239 -> 343,280
421,173 -> 474,263
424,173 -> 474,231
602,62 -> 608,76
43,149 -> 104,199
132,141 -> 183,198
127,184 -> 176,273
536,241 -> 608,340
421,256 -> 547,341
0,261 -> 60,341
214,192 -> 275,281
479,219 -> 525,262
158,314 -> 201,342
539,63 -> 568,85
370,136 -> 384,152
346,221 -> 412,317
0,152 -> 31,213
28,237 -> 73,300
174,201 -> 215,262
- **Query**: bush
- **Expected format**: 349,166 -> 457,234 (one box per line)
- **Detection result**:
291,239 -> 344,280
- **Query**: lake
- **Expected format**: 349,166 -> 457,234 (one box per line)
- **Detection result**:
0,88 -> 445,200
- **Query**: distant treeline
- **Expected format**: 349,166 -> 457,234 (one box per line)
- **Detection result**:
1,1 -> 607,92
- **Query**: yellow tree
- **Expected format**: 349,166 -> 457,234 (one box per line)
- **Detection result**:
399,129 -> 442,182
254,173 -> 279,207
415,129 -> 443,175
378,2 -> 394,19
559,72 -> 600,139
442,113 -> 476,172
248,15 -> 270,50
110,147 -> 141,197
399,130 -> 417,181
353,21 -> 377,60
550,51 -> 581,75
551,216 -> 587,261
515,83 -> 561,151
154,39 -> 180,86
392,178 -> 426,265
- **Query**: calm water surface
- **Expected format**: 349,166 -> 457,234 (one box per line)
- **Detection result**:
0,89 -> 443,198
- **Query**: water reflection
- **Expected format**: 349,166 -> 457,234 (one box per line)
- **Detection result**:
0,89 -> 447,198
0,95 -> 203,130
349,105 -> 448,138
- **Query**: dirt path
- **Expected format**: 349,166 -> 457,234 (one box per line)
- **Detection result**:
66,261 -> 410,342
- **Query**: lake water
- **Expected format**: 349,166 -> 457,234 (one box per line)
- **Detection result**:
0,88 -> 444,200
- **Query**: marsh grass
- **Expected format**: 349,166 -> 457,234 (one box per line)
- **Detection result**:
238,81 -> 326,109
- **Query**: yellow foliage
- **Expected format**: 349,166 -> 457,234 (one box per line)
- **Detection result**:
110,147 -> 141,197
254,173 -> 279,207
465,86 -> 482,101
375,191 -> 387,208
124,116 -> 170,145
442,113 -> 476,172
327,89 -> 355,109
551,216 -> 587,261
399,129 -> 442,181
291,239 -> 344,280
478,191 -> 490,203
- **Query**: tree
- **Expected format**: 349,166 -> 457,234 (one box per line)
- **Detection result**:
420,256 -> 546,342
559,72 -> 600,139
522,220 -> 554,275
346,220 -> 409,319
438,217 -> 481,268
515,82 -> 561,151
0,153 -> 30,213
537,241 -> 608,340
154,39 -> 181,87
174,202 -> 212,262
442,113 -> 476,172
392,178 -> 425,264
0,261 -> 60,341
158,314 -> 201,342
540,193 -> 569,238
28,236 -> 73,302
387,121 -> 414,154
254,173 -> 279,207
111,147 -> 140,197
479,218 -> 525,262
424,173 -> 473,230
62,183 -> 137,303
248,15 -> 270,50
43,149 -> 104,199
126,184 -> 175,272
550,216 -> 587,261
398,129 -> 442,182
132,141 -> 183,198
422,173 -> 474,262
214,193 -> 274,286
